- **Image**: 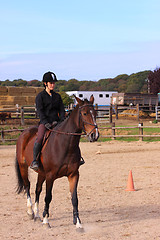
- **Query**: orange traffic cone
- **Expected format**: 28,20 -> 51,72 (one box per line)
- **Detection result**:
125,170 -> 136,191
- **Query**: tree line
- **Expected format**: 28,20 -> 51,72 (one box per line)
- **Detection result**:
0,69 -> 160,94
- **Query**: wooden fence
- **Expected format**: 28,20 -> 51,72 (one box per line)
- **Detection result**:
1,123 -> 160,142
155,106 -> 160,120
0,105 -> 37,125
0,129 -> 24,142
0,104 -> 158,125
98,122 -> 160,141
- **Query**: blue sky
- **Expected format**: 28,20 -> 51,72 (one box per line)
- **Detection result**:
0,0 -> 160,81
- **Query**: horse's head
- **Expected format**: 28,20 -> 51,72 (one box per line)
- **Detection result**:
75,95 -> 99,142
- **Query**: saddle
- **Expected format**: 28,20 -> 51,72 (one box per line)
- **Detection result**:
42,121 -> 58,145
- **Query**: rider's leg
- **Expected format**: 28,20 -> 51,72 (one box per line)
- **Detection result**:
30,124 -> 46,171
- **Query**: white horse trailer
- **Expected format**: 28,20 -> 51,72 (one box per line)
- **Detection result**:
66,91 -> 117,108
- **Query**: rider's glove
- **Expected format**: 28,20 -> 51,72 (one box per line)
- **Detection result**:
52,121 -> 58,127
45,123 -> 52,129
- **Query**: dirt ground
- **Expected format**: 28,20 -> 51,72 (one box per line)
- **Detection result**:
0,141 -> 160,240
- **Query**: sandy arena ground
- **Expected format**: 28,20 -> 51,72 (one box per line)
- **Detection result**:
0,141 -> 160,240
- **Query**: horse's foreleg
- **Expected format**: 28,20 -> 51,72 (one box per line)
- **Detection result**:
34,174 -> 45,221
68,172 -> 82,229
42,175 -> 54,227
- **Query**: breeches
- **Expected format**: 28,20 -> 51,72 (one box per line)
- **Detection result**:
36,124 -> 46,144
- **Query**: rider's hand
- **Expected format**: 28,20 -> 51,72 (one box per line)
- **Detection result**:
45,123 -> 52,129
52,121 -> 58,127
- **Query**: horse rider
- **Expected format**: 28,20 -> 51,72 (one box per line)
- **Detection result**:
30,71 -> 85,171
30,71 -> 65,171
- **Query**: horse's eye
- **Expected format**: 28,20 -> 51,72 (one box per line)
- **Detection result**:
83,112 -> 87,116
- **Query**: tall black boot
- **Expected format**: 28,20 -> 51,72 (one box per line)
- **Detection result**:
30,142 -> 41,171
80,157 -> 85,166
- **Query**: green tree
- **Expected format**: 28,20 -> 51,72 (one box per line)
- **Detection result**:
59,91 -> 74,107
65,79 -> 81,91
1,79 -> 14,86
13,79 -> 28,86
27,80 -> 42,87
54,80 -> 67,92
148,68 -> 160,94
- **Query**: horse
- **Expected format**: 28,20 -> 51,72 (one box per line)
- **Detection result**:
15,95 -> 99,229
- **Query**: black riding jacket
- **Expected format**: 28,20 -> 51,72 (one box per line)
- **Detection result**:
36,89 -> 65,125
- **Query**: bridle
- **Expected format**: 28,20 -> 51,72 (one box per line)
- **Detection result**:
79,104 -> 98,136
47,104 -> 98,136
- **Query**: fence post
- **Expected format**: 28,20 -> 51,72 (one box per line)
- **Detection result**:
109,105 -> 112,123
112,122 -> 116,140
35,107 -> 38,118
16,104 -> 19,118
21,107 -> 24,125
115,104 -> 118,119
136,104 -> 139,121
1,130 -> 5,142
155,106 -> 158,120
138,122 -> 143,141
95,104 -> 98,118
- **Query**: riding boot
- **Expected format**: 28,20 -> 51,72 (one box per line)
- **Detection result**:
30,142 -> 41,171
80,157 -> 85,166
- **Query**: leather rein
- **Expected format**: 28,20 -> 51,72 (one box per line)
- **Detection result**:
46,104 -> 98,136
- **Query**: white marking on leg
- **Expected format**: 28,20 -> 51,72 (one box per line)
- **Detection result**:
34,202 -> 40,219
76,218 -> 83,229
27,197 -> 34,216
43,216 -> 49,225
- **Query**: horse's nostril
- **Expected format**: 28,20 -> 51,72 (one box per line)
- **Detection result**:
91,133 -> 95,138
90,131 -> 99,142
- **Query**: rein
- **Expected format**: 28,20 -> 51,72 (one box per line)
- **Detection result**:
46,128 -> 85,136
46,104 -> 97,136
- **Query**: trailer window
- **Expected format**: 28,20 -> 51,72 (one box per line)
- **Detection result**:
106,94 -> 109,98
79,94 -> 83,98
99,94 -> 103,98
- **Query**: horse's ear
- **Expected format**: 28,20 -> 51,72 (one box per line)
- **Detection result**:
73,94 -> 84,106
90,94 -> 94,104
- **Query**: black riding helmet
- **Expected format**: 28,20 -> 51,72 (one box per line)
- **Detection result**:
42,71 -> 58,83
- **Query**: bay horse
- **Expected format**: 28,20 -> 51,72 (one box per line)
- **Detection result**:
15,95 -> 99,228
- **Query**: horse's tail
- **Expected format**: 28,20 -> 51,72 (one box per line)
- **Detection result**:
15,156 -> 24,194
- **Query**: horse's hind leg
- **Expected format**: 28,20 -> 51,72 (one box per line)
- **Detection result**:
27,184 -> 34,219
34,173 -> 45,221
42,175 -> 54,227
68,172 -> 82,229
23,167 -> 35,219
19,163 -> 34,219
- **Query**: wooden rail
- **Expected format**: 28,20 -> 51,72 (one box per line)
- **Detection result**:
0,129 -> 24,142
1,123 -> 160,142
0,104 -> 158,125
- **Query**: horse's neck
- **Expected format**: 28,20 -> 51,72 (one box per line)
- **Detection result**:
59,107 -> 81,133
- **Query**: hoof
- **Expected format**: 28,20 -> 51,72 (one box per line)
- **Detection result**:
42,216 -> 51,228
27,212 -> 34,220
42,222 -> 51,229
76,222 -> 83,229
76,218 -> 83,229
76,227 -> 84,233
34,216 -> 42,222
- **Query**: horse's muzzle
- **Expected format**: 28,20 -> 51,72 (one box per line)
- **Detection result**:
88,130 -> 99,142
